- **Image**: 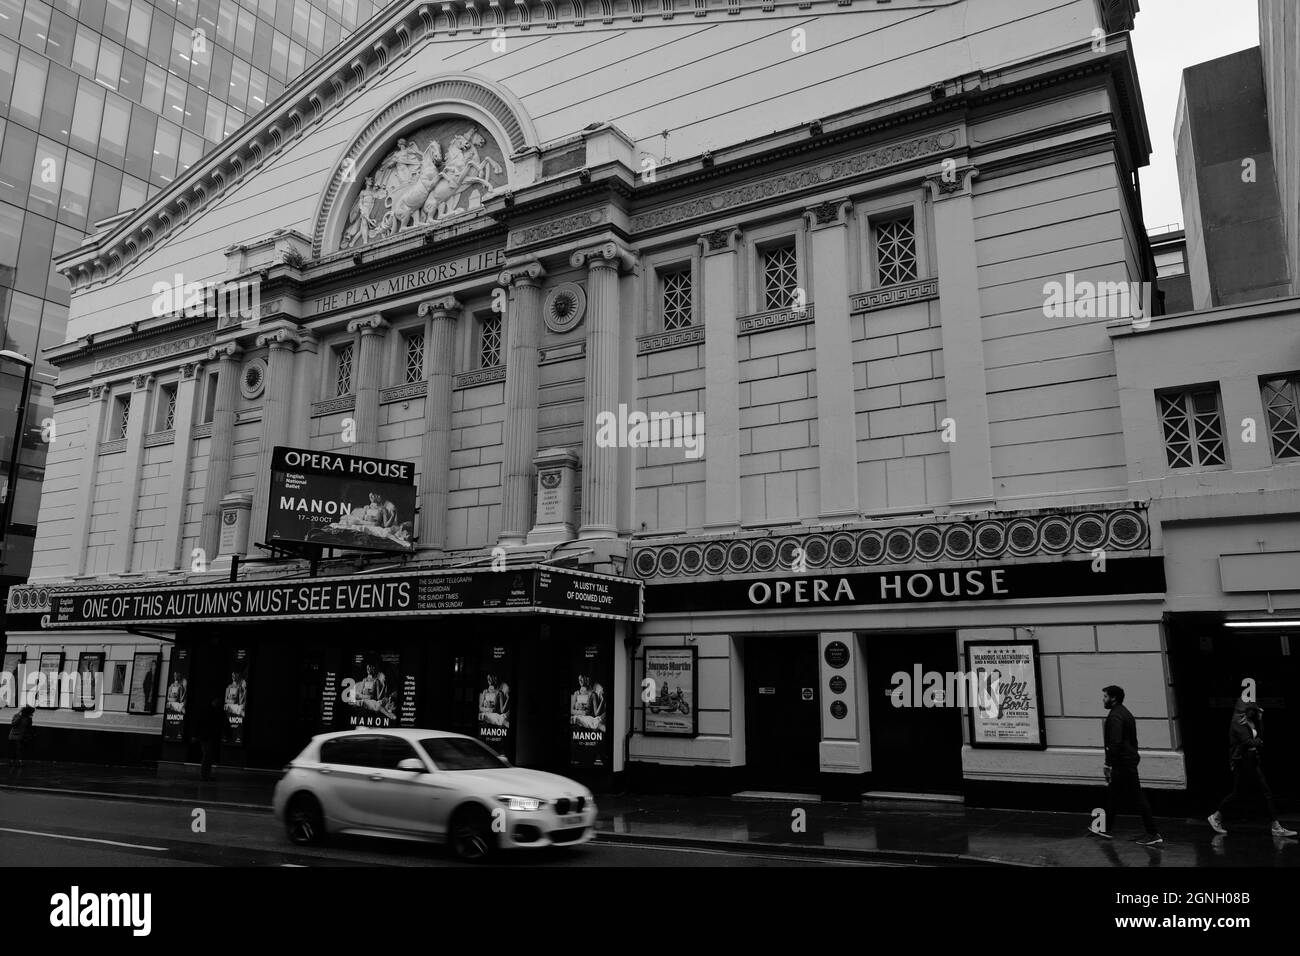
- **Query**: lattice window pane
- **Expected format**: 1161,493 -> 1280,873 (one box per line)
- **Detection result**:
662,268 -> 693,330
480,315 -> 502,369
162,386 -> 176,431
1159,388 -> 1226,469
762,244 -> 798,312
117,398 -> 131,439
875,216 -> 918,286
404,333 -> 425,385
335,343 -> 353,397
1263,376 -> 1300,460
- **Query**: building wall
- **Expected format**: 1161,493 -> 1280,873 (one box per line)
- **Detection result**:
1260,0 -> 1300,297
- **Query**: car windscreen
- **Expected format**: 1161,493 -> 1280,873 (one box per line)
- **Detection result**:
420,737 -> 506,770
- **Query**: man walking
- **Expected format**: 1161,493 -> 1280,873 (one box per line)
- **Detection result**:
1093,685 -> 1163,846
7,705 -> 35,769
1208,700 -> 1297,838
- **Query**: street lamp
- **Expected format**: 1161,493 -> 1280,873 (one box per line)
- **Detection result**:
0,349 -> 34,546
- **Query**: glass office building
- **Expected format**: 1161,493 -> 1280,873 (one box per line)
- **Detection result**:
0,0 -> 390,593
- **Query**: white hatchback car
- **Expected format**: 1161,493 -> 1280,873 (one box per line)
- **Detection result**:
272,729 -> 597,861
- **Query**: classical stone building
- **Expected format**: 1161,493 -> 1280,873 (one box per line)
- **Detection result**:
3,0 -> 1205,806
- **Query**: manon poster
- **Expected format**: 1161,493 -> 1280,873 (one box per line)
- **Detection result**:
644,647 -> 696,736
340,651 -> 416,728
222,649 -> 249,744
569,642 -> 612,768
477,643 -> 515,761
966,642 -> 1045,748
162,647 -> 190,741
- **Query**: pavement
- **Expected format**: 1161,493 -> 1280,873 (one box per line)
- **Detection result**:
3,760 -> 1299,867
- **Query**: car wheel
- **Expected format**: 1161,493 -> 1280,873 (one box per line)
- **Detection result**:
286,793 -> 326,846
449,805 -> 496,863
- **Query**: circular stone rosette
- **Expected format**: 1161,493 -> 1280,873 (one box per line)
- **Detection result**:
543,282 -> 587,334
241,357 -> 268,399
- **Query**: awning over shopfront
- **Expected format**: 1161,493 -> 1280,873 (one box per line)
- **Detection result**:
41,564 -> 643,628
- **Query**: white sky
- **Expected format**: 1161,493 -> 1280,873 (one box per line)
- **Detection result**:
1131,0 -> 1262,230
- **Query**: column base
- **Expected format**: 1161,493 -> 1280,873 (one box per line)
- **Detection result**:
577,524 -> 619,540
527,523 -> 576,545
496,532 -> 528,547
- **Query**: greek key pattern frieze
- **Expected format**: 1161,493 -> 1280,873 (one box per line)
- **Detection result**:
737,304 -> 815,336
637,326 -> 704,354
310,396 -> 357,417
454,366 -> 507,389
630,507 -> 1150,580
380,382 -> 428,404
850,278 -> 939,313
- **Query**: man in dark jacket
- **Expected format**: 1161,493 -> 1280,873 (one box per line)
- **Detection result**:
1093,685 -> 1163,846
8,705 -> 35,769
1208,700 -> 1297,838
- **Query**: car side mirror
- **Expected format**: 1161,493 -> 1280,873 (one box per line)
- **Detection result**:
397,758 -> 426,773
498,755 -> 509,765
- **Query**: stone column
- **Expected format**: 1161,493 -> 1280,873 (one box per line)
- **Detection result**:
347,315 -> 388,458
699,227 -> 742,530
497,260 -> 546,545
573,241 -> 637,539
158,361 -> 203,570
67,383 -> 110,576
110,372 -> 153,573
805,200 -> 860,520
199,342 -> 243,561
247,328 -> 299,555
417,295 -> 460,550
927,168 -> 996,509
289,331 -> 319,449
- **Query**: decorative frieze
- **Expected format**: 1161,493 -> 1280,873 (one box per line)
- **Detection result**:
633,129 -> 961,232
192,423 -> 214,439
380,381 -> 428,403
737,303 -> 815,335
850,278 -> 939,313
144,430 -> 176,448
310,395 -> 357,416
507,208 -> 607,249
631,506 -> 1151,580
98,439 -> 128,456
637,325 -> 704,354
454,365 -> 507,389
94,334 -> 215,375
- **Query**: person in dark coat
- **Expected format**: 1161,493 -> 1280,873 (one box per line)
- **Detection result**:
192,697 -> 223,781
1092,685 -> 1163,846
8,705 -> 35,768
1208,699 -> 1297,838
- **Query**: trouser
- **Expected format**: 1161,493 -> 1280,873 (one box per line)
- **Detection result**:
200,740 -> 215,779
1106,765 -> 1158,835
1217,760 -> 1278,821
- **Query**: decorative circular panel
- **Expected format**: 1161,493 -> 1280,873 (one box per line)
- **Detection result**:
543,282 -> 587,334
241,358 -> 268,399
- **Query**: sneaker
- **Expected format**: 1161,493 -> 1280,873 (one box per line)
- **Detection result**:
1208,812 -> 1227,834
1136,834 -> 1164,847
1272,823 -> 1298,838
1089,827 -> 1113,840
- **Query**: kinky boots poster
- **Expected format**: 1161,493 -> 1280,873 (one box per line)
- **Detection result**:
477,643 -> 516,761
569,642 -> 612,769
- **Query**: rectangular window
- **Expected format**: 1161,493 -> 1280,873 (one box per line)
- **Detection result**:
334,342 -> 353,396
479,315 -> 502,369
110,662 -> 127,694
761,242 -> 798,312
46,9 -> 76,67
41,63 -> 78,139
95,37 -> 123,90
71,25 -> 100,78
118,48 -> 144,103
1261,374 -> 1300,461
88,162 -> 122,227
113,394 -> 131,439
874,214 -> 919,286
1158,388 -> 1226,469
661,266 -> 692,330
157,383 -> 177,431
200,370 -> 218,423
404,331 -> 425,384
103,0 -> 130,43
11,49 -> 49,128
57,148 -> 94,230
99,92 -> 131,167
0,123 -> 37,209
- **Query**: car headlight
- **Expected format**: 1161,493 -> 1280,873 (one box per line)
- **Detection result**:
497,795 -> 545,812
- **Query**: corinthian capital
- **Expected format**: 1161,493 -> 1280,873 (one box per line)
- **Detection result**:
346,314 -> 390,336
207,342 -> 244,364
924,165 -> 979,201
570,241 -> 638,274
418,296 -> 463,320
497,260 -> 546,288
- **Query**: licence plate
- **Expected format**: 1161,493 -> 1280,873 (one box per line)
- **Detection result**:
560,814 -> 583,827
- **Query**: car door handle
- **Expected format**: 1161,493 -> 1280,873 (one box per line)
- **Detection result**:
318,768 -> 332,774
369,775 -> 384,782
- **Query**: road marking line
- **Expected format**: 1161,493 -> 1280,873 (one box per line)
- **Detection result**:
585,840 -> 878,865
0,826 -> 167,852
